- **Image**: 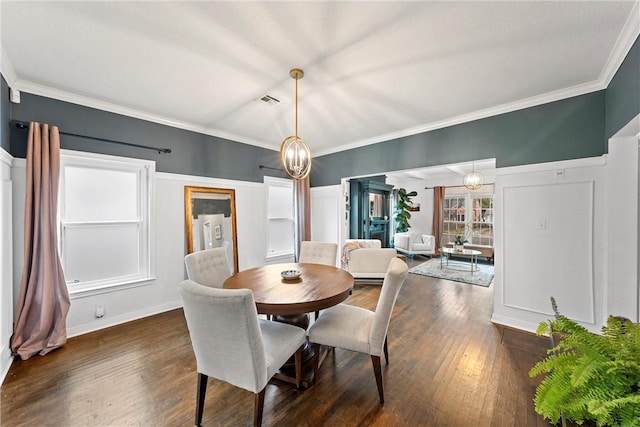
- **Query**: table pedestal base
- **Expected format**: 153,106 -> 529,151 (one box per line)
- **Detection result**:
272,313 -> 316,387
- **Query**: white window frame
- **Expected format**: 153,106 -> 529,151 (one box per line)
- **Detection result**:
59,150 -> 155,297
443,190 -> 494,247
264,176 -> 294,260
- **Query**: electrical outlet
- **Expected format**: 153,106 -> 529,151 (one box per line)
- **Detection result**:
536,219 -> 547,230
95,305 -> 105,319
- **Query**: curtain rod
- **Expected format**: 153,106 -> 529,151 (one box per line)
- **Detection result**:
10,120 -> 172,154
259,165 -> 282,171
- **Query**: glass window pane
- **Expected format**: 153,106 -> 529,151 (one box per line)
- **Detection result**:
64,166 -> 138,221
62,224 -> 140,283
268,186 -> 293,218
268,220 -> 294,254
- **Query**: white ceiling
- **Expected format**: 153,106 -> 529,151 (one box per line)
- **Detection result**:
1,1 -> 638,159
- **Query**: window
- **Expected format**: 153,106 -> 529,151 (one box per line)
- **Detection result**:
471,196 -> 494,246
59,151 -> 154,294
265,176 -> 294,258
442,196 -> 466,243
442,192 -> 494,247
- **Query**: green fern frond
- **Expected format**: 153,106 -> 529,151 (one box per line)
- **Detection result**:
530,297 -> 640,426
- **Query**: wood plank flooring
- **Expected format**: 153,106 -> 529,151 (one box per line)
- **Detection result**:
1,258 -> 552,426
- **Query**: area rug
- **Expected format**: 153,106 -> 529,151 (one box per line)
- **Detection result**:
409,257 -> 494,287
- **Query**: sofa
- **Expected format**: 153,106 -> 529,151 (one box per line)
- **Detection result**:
341,239 -> 398,281
393,232 -> 436,257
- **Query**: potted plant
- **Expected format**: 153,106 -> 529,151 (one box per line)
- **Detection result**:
394,188 -> 417,233
529,297 -> 640,427
454,235 -> 468,252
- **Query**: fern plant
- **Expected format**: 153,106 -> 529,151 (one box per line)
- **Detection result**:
529,298 -> 640,426
394,188 -> 417,233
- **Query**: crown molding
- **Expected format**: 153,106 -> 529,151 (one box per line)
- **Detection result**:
0,45 -> 17,86
316,79 -> 606,156
10,79 -> 276,152
601,0 -> 640,87
5,2 -> 639,158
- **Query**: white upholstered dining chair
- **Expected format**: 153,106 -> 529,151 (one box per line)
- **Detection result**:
298,241 -> 339,320
184,247 -> 231,288
298,241 -> 338,266
308,257 -> 409,404
178,280 -> 306,427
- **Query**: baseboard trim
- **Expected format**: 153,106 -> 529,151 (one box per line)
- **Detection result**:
67,300 -> 182,338
0,343 -> 13,386
490,313 -> 540,334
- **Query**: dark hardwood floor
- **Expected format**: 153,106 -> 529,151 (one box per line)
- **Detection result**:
1,258 -> 551,426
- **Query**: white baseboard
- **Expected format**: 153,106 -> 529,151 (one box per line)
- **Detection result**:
0,343 -> 14,386
67,300 -> 182,338
490,313 -> 541,334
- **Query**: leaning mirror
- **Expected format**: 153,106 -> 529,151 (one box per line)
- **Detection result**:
184,186 -> 239,273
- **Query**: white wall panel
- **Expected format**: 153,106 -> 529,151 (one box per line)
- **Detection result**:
310,185 -> 341,247
492,157 -> 606,333
0,148 -> 13,385
11,162 -> 267,338
606,134 -> 639,322
502,182 -> 594,323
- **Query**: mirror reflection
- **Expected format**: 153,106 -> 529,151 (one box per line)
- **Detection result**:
369,193 -> 384,218
184,186 -> 239,273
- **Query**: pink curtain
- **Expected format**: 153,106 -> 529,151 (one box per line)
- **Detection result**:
293,176 -> 311,261
432,186 -> 446,257
11,122 -> 70,360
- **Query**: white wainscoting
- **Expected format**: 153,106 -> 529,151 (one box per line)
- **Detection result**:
10,163 -> 268,339
606,133 -> 639,322
0,148 -> 14,385
310,185 -> 341,243
491,157 -> 607,333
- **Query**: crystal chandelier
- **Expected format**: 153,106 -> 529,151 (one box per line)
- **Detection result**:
280,68 -> 312,180
463,163 -> 483,190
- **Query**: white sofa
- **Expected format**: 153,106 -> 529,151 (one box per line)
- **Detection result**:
342,239 -> 398,280
393,232 -> 436,257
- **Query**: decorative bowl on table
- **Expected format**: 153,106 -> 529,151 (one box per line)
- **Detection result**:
281,269 -> 302,280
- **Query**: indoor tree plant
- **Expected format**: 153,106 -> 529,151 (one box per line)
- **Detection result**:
529,298 -> 640,426
394,188 -> 417,233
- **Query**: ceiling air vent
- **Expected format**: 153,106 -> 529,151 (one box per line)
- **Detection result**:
257,94 -> 280,106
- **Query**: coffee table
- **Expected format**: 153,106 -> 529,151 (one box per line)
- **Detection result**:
440,247 -> 482,273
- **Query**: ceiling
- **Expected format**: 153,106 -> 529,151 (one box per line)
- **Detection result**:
1,1 -> 638,159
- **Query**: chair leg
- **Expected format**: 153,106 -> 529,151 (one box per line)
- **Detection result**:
314,310 -> 319,320
254,388 -> 265,427
383,336 -> 389,365
294,346 -> 302,389
312,343 -> 321,385
196,373 -> 208,427
371,355 -> 384,404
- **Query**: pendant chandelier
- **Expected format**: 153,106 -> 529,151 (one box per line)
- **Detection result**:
463,163 -> 484,190
280,68 -> 312,180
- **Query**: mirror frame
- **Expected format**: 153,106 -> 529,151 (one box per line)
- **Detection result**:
184,186 -> 239,273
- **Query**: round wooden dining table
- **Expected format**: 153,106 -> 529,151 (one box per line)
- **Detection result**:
223,262 -> 354,317
223,262 -> 354,387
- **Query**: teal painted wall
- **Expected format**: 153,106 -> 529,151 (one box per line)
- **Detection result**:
605,36 -> 640,139
5,34 -> 637,186
311,91 -> 605,186
9,93 -> 287,183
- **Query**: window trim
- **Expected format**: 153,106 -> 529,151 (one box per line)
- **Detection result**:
443,191 -> 494,247
59,150 -> 155,297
